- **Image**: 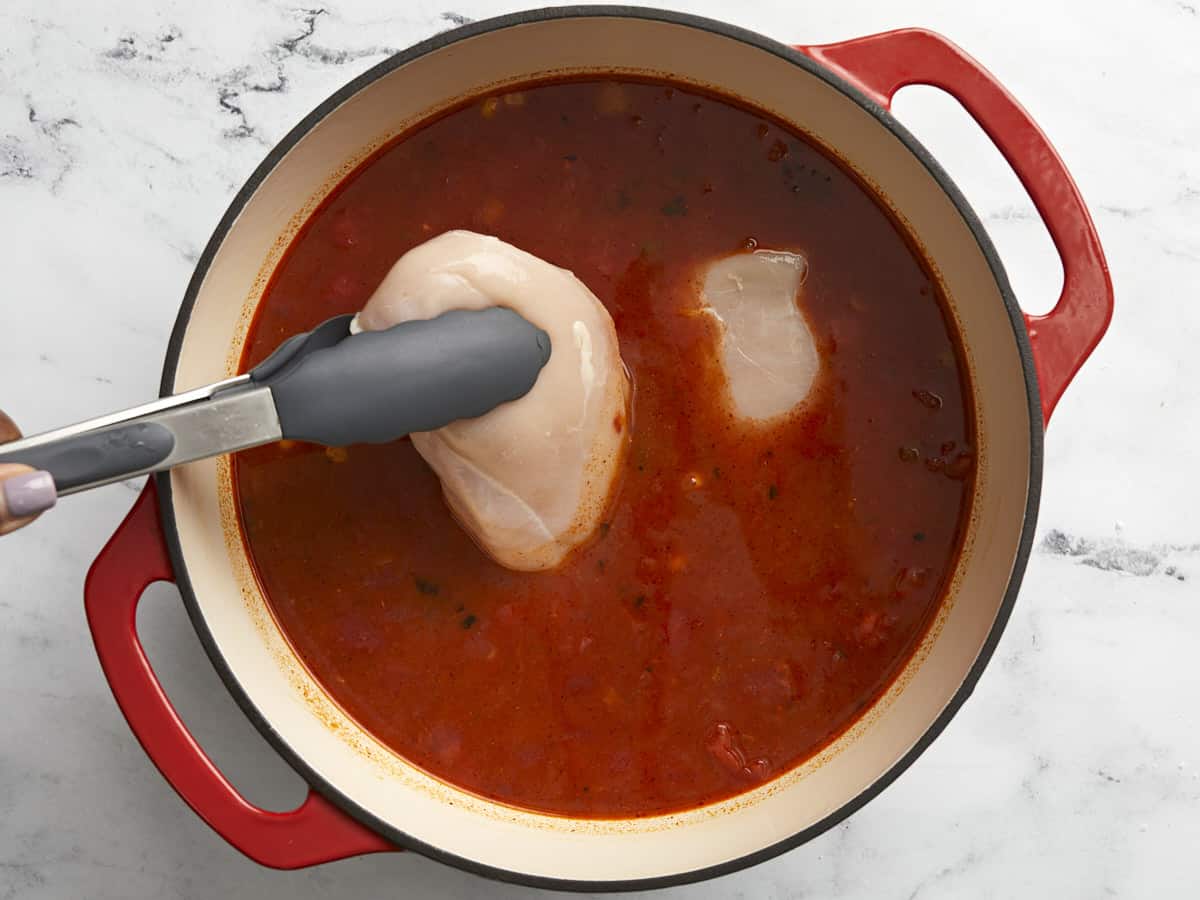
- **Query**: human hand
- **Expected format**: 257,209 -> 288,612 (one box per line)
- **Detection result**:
0,410 -> 56,535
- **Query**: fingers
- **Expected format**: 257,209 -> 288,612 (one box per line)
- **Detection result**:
0,465 -> 57,534
0,410 -> 57,534
0,409 -> 20,443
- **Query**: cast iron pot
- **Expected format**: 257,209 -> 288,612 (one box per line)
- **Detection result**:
84,7 -> 1113,891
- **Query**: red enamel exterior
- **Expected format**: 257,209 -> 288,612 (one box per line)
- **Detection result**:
84,480 -> 395,868
83,24 -> 1111,873
798,28 -> 1114,425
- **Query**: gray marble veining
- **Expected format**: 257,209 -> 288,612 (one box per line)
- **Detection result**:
1,0 -> 1197,897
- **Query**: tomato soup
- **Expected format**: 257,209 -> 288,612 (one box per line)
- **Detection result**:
233,79 -> 974,818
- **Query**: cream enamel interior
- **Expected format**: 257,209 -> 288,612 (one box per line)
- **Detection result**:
165,16 -> 1033,883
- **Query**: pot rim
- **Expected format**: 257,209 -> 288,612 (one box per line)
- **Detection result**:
155,5 -> 1044,892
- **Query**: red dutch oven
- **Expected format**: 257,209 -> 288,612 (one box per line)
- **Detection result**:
83,7 -> 1112,891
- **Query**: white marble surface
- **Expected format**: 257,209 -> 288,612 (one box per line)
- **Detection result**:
0,0 -> 1197,897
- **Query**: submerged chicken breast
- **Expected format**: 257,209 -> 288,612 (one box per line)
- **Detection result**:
354,230 -> 629,571
699,249 -> 820,422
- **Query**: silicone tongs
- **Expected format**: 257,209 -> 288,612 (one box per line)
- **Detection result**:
0,308 -> 551,496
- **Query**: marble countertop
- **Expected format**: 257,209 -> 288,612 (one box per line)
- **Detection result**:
1,0 -> 1196,897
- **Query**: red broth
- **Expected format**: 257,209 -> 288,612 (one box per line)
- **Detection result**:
233,79 -> 974,818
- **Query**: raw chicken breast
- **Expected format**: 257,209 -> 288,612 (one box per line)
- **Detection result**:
699,249 -> 820,422
354,230 -> 629,571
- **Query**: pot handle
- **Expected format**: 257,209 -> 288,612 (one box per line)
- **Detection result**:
84,479 -> 395,868
798,29 -> 1113,425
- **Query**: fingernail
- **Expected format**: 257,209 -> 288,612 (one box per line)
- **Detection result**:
3,470 -> 58,518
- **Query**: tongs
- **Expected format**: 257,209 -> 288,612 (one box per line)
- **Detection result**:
0,308 -> 550,496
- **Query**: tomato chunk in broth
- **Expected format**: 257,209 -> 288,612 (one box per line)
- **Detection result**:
233,79 -> 974,818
